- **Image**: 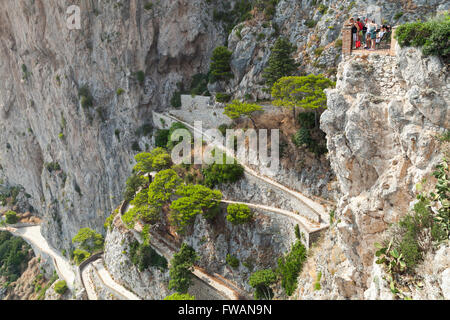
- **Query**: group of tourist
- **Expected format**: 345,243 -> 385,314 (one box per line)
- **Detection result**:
348,17 -> 392,50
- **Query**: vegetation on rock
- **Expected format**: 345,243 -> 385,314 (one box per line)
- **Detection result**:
168,243 -> 198,294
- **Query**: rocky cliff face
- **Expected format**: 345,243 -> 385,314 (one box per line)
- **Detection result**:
0,0 -> 224,251
1,0 -> 449,301
296,47 -> 449,299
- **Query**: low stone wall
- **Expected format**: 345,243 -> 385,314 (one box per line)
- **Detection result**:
220,172 -> 321,223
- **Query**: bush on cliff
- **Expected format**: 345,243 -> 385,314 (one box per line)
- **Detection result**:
277,240 -> 307,296
54,280 -> 68,295
168,243 -> 198,294
226,203 -> 254,225
72,228 -> 104,253
395,14 -> 450,62
5,210 -> 19,224
164,293 -> 195,300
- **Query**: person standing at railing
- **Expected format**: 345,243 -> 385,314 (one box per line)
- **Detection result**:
367,20 -> 378,50
347,17 -> 358,49
356,18 -> 364,45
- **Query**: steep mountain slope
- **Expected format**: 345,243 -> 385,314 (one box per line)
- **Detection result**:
0,0 -> 224,251
0,0 -> 448,300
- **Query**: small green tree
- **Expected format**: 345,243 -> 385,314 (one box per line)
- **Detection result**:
133,148 -> 172,174
263,37 -> 299,89
249,269 -> 277,300
224,100 -> 263,128
202,155 -> 245,188
124,173 -> 148,202
164,293 -> 195,300
209,46 -> 234,83
73,248 -> 91,265
72,228 -> 104,253
277,240 -> 307,296
5,210 -> 19,224
148,169 -> 183,207
170,184 -> 222,231
226,254 -> 240,269
155,129 -> 170,148
226,203 -> 253,225
271,74 -> 335,122
168,243 -> 198,293
54,280 -> 68,295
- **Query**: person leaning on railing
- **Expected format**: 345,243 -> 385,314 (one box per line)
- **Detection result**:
346,17 -> 359,48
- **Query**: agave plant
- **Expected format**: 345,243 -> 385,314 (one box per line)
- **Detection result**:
375,240 -> 407,274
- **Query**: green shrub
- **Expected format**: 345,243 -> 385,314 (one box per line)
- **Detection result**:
104,210 -> 118,231
292,128 -> 312,147
131,141 -> 141,152
5,210 -> 19,224
171,91 -> 182,108
124,173 -> 148,202
155,129 -> 170,148
294,224 -> 301,240
133,148 -> 172,173
226,203 -> 253,225
438,130 -> 450,142
190,73 -> 210,96
144,2 -> 153,10
168,243 -> 198,294
249,269 -> 277,300
318,4 -> 327,14
73,249 -> 91,265
164,293 -> 195,300
216,93 -> 232,103
136,71 -> 145,84
277,240 -> 307,296
128,240 -> 167,272
170,184 -> 222,232
78,85 -> 93,108
226,254 -> 240,269
54,280 -> 68,295
209,46 -> 234,83
72,228 -> 104,253
314,271 -> 322,291
304,20 -> 317,28
202,155 -> 244,188
314,46 -> 324,56
218,124 -> 230,136
46,162 -> 61,173
135,123 -> 153,137
297,112 -> 315,129
394,12 -> 403,20
334,39 -> 342,48
395,15 -> 450,61
148,169 -> 183,207
116,88 -> 125,96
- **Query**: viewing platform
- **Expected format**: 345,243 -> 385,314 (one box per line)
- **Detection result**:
342,25 -> 398,57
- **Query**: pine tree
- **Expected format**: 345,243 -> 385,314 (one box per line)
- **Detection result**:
209,46 -> 234,83
262,37 -> 299,89
271,74 -> 335,121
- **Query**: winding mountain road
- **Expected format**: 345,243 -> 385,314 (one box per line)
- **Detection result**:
160,112 -> 330,225
0,225 -> 76,290
123,204 -> 245,300
1,224 -> 140,300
